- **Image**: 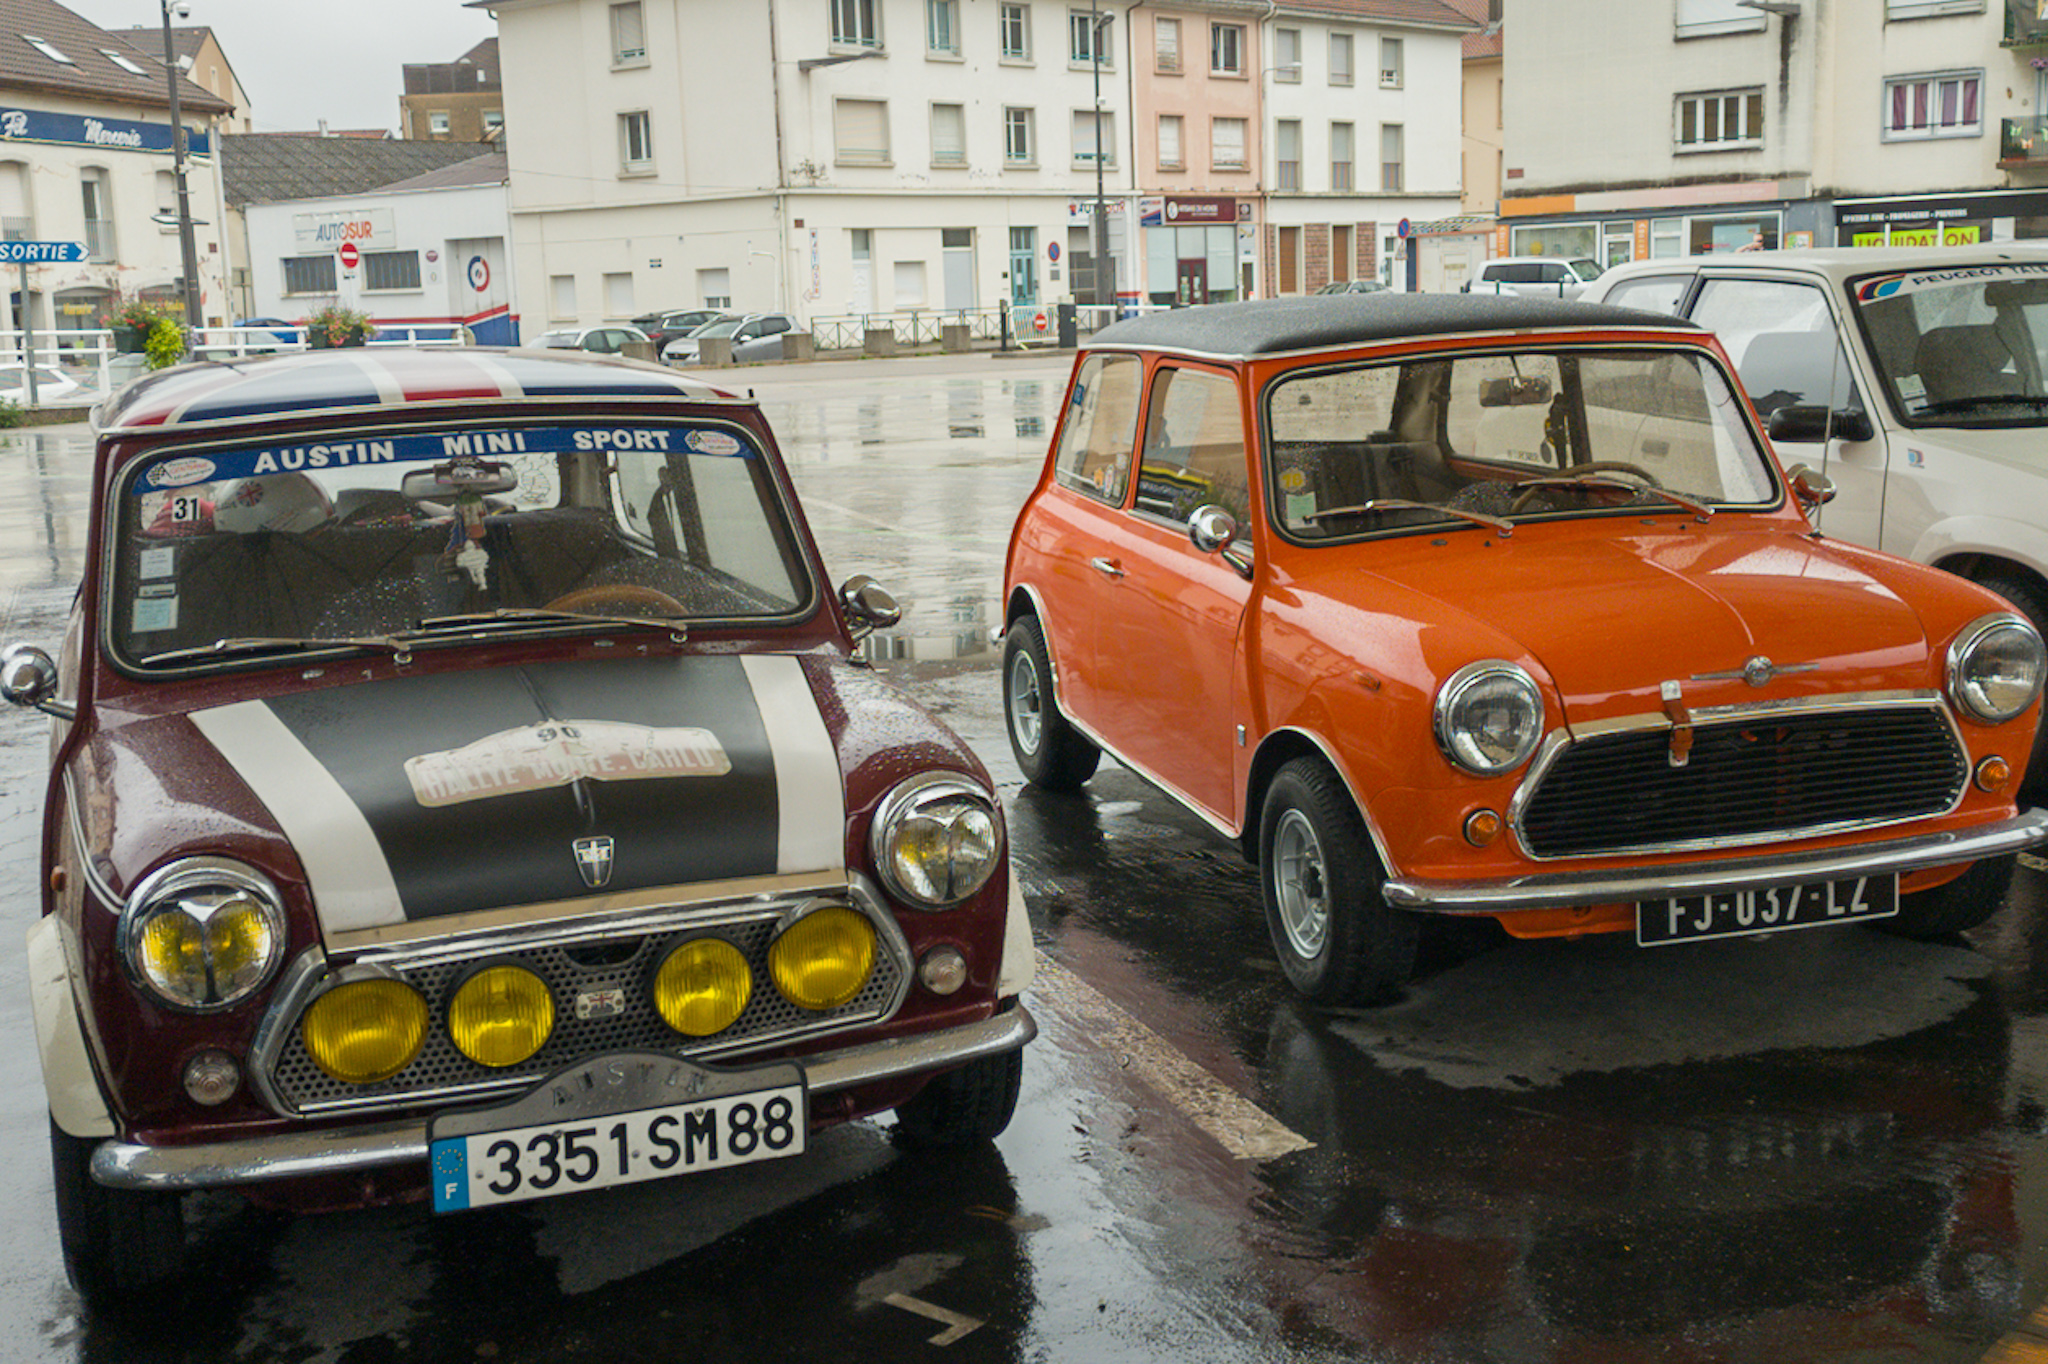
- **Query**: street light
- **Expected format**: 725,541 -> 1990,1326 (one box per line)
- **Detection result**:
1089,3 -> 1114,314
160,0 -> 203,331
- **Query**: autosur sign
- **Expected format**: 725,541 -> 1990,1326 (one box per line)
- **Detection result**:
293,208 -> 394,250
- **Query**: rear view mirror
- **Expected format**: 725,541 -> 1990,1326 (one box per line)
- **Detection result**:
401,456 -> 519,500
1766,405 -> 1875,445
1479,375 -> 1552,407
1783,462 -> 1837,508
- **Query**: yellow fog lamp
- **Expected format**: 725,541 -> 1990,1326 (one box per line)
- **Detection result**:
301,978 -> 429,1084
653,938 -> 753,1037
448,965 -> 556,1068
770,906 -> 876,1011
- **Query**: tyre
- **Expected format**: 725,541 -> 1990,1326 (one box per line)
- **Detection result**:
892,1048 -> 1024,1149
1975,573 -> 2048,795
1258,757 -> 1420,1006
1880,855 -> 2014,940
1003,615 -> 1100,791
50,1116 -> 187,1308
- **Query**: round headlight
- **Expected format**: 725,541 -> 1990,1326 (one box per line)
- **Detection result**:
301,977 -> 429,1084
652,938 -> 753,1036
1949,614 -> 2046,724
121,858 -> 287,1012
869,775 -> 1004,909
769,906 -> 877,1011
448,965 -> 556,1068
1433,661 -> 1545,776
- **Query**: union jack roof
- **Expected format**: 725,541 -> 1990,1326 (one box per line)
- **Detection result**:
97,347 -> 731,433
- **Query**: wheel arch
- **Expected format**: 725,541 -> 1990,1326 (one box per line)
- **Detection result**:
1931,551 -> 2048,615
1241,726 -> 1396,876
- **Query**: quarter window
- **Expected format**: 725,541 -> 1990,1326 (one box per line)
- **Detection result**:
1053,353 -> 1142,506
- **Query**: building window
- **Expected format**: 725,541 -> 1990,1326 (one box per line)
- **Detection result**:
363,250 -> 422,292
1212,116 -> 1246,169
1276,120 -> 1301,190
1330,32 -> 1353,85
1273,27 -> 1300,81
283,256 -> 337,295
610,3 -> 646,63
1073,110 -> 1116,167
1380,123 -> 1404,191
550,274 -> 576,318
927,0 -> 959,54
1886,0 -> 1984,14
832,0 -> 881,49
999,3 -> 1030,60
22,35 -> 72,65
1674,0 -> 1766,36
1070,9 -> 1111,66
1675,88 -> 1764,148
154,170 -> 177,233
1332,223 -> 1354,282
482,110 -> 504,134
699,267 -> 730,310
1331,121 -> 1354,191
1004,106 -> 1036,165
79,167 -> 111,261
1884,71 -> 1981,139
100,47 -> 144,75
1155,16 -> 1180,72
834,98 -> 890,165
1278,225 -> 1300,294
619,110 -> 653,170
429,110 -> 451,136
931,103 -> 967,165
1380,36 -> 1403,88
1158,114 -> 1184,170
1211,23 -> 1244,75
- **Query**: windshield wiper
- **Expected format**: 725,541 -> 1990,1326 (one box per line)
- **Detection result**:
1301,498 -> 1514,536
1914,394 -> 2048,416
1508,475 -> 1714,523
141,635 -> 412,666
412,608 -> 688,639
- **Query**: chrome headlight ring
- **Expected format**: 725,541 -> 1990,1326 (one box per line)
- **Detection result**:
1947,612 -> 2047,725
868,772 -> 1005,910
119,856 -> 288,1013
1433,660 -> 1546,777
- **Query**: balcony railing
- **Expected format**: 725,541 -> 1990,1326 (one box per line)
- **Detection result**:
2001,116 -> 2048,167
2006,0 -> 2048,46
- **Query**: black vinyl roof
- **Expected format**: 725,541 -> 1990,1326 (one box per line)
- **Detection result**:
1086,294 -> 1700,358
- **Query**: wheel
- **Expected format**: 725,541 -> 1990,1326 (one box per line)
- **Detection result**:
892,1048 -> 1024,1149
1003,615 -> 1100,791
1879,856 -> 2014,939
50,1116 -> 187,1307
1258,757 -> 1419,1005
543,583 -> 687,617
1974,573 -> 2048,794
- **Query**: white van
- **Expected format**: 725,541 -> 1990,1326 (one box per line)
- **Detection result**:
1584,244 -> 2048,780
1464,255 -> 1605,300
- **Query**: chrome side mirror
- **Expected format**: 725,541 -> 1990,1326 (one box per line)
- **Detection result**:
1188,505 -> 1238,554
1783,463 -> 1837,509
1,644 -> 73,719
838,575 -> 902,641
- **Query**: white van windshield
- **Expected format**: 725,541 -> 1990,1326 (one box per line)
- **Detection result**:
1851,264 -> 2048,426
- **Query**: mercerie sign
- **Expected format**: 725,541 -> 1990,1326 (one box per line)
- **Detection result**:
0,108 -> 210,157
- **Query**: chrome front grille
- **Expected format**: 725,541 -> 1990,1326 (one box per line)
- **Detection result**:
1513,698 -> 1969,860
259,891 -> 909,1118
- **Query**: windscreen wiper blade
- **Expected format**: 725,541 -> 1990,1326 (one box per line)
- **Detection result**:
411,608 -> 687,638
1302,498 -> 1513,536
1509,475 -> 1714,523
141,635 -> 411,666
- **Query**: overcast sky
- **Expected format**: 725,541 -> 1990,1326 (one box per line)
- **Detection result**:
64,0 -> 499,135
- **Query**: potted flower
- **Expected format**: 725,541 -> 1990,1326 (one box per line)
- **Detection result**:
302,304 -> 378,349
108,297 -> 175,355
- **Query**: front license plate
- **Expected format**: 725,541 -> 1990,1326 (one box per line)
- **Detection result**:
428,1052 -> 806,1213
1637,874 -> 1898,947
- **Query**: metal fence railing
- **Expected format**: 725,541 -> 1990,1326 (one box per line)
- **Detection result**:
808,306 -> 1008,351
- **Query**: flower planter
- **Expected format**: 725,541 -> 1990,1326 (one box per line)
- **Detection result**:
111,325 -> 145,355
309,330 -> 368,349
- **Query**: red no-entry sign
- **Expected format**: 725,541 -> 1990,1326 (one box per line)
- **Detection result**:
338,241 -> 360,270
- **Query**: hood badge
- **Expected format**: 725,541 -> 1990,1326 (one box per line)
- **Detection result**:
1691,656 -> 1817,689
573,835 -> 616,890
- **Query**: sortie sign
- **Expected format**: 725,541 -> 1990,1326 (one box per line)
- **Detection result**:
0,241 -> 85,264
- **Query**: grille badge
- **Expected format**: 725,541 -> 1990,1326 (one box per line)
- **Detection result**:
573,836 -> 615,889
1690,656 -> 1819,689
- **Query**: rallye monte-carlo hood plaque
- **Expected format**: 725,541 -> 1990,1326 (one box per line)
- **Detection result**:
190,654 -> 845,948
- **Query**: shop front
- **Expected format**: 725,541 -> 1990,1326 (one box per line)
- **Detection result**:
1141,197 -> 1243,306
1832,190 -> 2048,248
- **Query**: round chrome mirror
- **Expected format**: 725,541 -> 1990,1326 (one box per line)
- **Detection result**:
1188,505 -> 1239,555
1,644 -> 61,711
1783,463 -> 1837,508
838,575 -> 902,638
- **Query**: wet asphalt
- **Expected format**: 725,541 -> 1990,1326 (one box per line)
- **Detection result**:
4,352 -> 2048,1361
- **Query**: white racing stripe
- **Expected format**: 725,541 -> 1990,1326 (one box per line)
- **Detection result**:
191,699 -> 403,936
739,654 -> 846,874
1029,956 -> 1313,1162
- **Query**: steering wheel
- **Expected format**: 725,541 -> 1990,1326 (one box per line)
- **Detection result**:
1510,461 -> 1662,514
543,584 -> 687,617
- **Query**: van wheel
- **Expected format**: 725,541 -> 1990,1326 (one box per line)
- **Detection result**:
1975,573 -> 2048,794
1259,757 -> 1419,1005
893,1049 -> 1024,1148
50,1116 -> 187,1308
1880,856 -> 2013,940
1003,616 -> 1100,791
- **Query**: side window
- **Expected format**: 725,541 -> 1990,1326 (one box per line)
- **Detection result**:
1135,368 -> 1251,529
1538,262 -> 1567,284
765,317 -> 791,335
1052,354 -> 1142,504
1691,278 -> 1860,416
1604,274 -> 1692,316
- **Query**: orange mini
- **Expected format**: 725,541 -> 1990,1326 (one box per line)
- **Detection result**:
1000,294 -> 2048,1004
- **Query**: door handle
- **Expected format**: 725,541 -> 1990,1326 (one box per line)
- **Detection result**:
1089,557 -> 1126,579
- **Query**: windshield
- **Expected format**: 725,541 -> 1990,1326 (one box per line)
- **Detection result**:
697,320 -> 745,339
1266,347 -> 1777,543
110,420 -> 813,670
1568,258 -> 1605,281
1850,263 -> 2048,425
536,332 -> 582,348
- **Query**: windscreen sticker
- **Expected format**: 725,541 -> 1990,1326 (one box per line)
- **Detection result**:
1853,262 -> 2048,302
139,546 -> 175,579
405,720 -> 734,808
683,430 -> 742,456
1895,373 -> 1927,402
1286,492 -> 1318,523
131,596 -> 178,633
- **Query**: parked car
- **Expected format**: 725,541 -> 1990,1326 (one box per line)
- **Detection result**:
632,308 -> 727,349
0,362 -> 89,404
534,324 -> 653,354
1581,245 -> 2048,782
1,345 -> 1033,1305
1464,255 -> 1605,300
1314,279 -> 1389,295
663,313 -> 800,365
1000,293 -> 2047,1007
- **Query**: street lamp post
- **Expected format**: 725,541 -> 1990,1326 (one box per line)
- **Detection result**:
1091,3 -> 1113,316
160,0 -> 203,332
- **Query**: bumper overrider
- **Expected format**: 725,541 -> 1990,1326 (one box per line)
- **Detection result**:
1382,809 -> 2048,914
90,1001 -> 1035,1192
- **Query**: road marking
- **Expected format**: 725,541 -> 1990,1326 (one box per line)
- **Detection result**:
884,1293 -> 982,1346
2020,853 -> 2048,875
1030,956 -> 1313,1162
1979,1296 -> 2048,1362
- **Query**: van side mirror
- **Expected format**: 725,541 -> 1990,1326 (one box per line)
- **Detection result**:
1766,404 -> 1875,446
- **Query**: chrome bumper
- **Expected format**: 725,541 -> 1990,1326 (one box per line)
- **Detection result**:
1382,809 -> 2048,914
92,1003 -> 1036,1192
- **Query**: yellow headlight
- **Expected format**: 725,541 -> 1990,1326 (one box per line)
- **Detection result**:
302,979 -> 429,1084
769,907 -> 876,1011
139,910 -> 206,1002
205,897 -> 278,997
448,965 -> 556,1068
653,939 -> 753,1036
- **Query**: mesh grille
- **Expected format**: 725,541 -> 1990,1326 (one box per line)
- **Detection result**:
1516,706 -> 1967,859
270,908 -> 904,1116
